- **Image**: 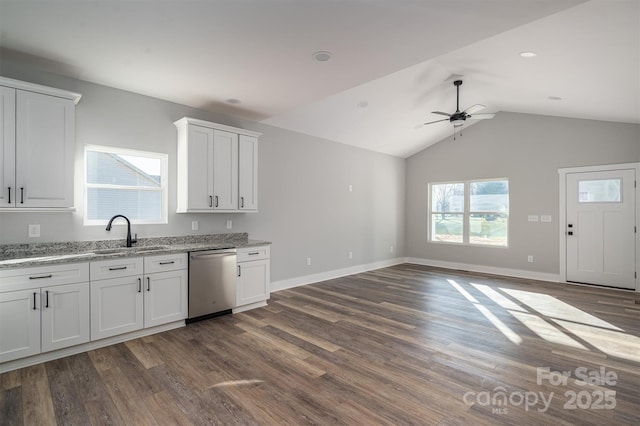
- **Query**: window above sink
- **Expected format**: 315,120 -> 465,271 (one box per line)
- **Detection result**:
84,145 -> 168,226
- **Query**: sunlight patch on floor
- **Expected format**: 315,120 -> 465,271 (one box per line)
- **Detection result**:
501,288 -> 623,331
447,279 -> 522,345
509,310 -> 588,350
471,283 -> 526,312
552,319 -> 640,363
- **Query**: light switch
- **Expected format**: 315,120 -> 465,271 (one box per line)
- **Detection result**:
541,215 -> 552,223
528,215 -> 539,222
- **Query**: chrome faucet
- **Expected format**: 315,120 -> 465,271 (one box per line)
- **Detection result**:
105,215 -> 137,247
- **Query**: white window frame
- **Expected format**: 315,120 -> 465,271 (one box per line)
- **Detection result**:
84,145 -> 168,226
428,178 -> 509,247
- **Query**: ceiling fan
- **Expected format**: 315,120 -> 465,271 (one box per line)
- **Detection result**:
425,80 -> 495,127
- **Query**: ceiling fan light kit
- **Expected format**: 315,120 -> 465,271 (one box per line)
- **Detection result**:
424,79 -> 495,133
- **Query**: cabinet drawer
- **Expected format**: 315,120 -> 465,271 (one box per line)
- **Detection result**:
90,257 -> 143,281
237,246 -> 270,263
144,253 -> 188,274
0,262 -> 89,292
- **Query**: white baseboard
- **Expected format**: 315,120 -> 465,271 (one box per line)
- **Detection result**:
404,257 -> 561,283
271,257 -> 405,292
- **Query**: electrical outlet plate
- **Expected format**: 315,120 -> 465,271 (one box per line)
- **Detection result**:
191,221 -> 198,231
226,220 -> 232,229
28,224 -> 40,238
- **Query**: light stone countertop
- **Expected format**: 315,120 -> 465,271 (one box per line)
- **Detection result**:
0,233 -> 271,270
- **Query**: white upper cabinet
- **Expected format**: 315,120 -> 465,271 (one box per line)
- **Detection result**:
238,135 -> 258,211
175,117 -> 260,213
0,77 -> 81,210
212,129 -> 238,211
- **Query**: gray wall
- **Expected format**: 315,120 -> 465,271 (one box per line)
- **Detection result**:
405,112 -> 640,275
0,61 -> 405,283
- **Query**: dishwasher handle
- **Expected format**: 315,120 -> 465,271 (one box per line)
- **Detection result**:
190,251 -> 236,261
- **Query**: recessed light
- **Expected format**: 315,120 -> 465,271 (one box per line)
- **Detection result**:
547,96 -> 562,101
226,98 -> 241,105
313,51 -> 332,62
357,101 -> 369,108
519,51 -> 537,58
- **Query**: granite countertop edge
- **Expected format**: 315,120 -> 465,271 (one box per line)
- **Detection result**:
0,233 -> 271,270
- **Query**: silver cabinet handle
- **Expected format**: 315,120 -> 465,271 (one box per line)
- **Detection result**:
215,195 -> 219,208
237,265 -> 241,277
33,292 -> 37,310
109,266 -> 127,271
159,261 -> 175,265
7,187 -> 10,204
248,252 -> 260,256
45,290 -> 50,308
147,276 -> 151,292
137,278 -> 142,293
240,196 -> 244,208
209,195 -> 213,207
20,187 -> 24,204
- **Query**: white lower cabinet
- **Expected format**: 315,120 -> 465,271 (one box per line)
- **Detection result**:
0,289 -> 41,362
0,262 -> 90,363
90,254 -> 188,341
90,274 -> 144,340
41,282 -> 90,352
142,260 -> 188,328
236,246 -> 270,308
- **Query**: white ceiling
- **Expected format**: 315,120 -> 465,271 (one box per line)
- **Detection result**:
1,0 -> 638,158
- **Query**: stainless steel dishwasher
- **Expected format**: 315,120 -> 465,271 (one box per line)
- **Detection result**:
187,249 -> 237,322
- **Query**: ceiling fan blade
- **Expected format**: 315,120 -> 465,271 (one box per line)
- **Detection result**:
431,111 -> 452,117
463,104 -> 485,114
424,118 -> 450,125
468,113 -> 495,120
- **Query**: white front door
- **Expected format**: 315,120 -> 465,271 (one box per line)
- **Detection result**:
566,169 -> 635,289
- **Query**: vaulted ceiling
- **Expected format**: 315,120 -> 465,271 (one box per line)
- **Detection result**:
1,0 -> 638,157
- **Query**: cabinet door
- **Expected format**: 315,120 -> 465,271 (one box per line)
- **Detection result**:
16,90 -> 75,208
185,125 -> 214,210
0,289 -> 40,362
91,276 -> 143,341
237,259 -> 270,307
144,269 -> 188,328
212,129 -> 238,210
41,282 -> 90,352
0,86 -> 16,207
238,135 -> 258,211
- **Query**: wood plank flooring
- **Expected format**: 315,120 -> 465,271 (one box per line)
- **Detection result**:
2,264 -> 640,425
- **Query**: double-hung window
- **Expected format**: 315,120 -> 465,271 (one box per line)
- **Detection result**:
429,179 -> 509,247
84,145 -> 168,225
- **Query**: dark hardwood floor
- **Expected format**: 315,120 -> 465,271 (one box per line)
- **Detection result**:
2,264 -> 640,425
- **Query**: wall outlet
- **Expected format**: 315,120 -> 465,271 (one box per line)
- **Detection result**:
348,184 -> 353,192
306,257 -> 312,266
191,221 -> 198,231
527,255 -> 534,263
390,245 -> 394,253
226,220 -> 233,229
348,251 -> 353,259
28,224 -> 41,238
